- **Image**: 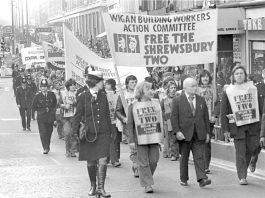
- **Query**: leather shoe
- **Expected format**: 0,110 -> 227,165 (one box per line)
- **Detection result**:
132,167 -> 139,178
43,149 -> 49,154
199,178 -> 211,187
145,186 -> 153,193
180,181 -> 188,186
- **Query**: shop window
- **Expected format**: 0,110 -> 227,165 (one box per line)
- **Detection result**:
250,41 -> 265,83
217,34 -> 233,83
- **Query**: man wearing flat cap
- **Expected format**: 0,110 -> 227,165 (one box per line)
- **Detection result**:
32,79 -> 57,154
16,77 -> 34,131
73,70 -> 113,197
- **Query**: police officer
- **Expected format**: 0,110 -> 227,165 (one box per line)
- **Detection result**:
32,79 -> 57,154
15,68 -> 25,92
12,64 -> 19,97
26,74 -> 37,120
16,77 -> 34,131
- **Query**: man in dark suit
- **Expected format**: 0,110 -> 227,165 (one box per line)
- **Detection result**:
171,77 -> 211,187
173,67 -> 183,91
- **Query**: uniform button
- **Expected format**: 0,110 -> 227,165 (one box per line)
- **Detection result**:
97,109 -> 100,111
97,115 -> 100,117
97,121 -> 100,123
96,103 -> 99,105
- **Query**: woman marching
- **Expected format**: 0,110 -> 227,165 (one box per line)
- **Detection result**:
197,69 -> 220,173
127,81 -> 163,193
221,65 -> 263,185
72,71 -> 113,197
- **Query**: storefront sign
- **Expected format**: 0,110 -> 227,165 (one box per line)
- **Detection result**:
238,18 -> 265,30
233,35 -> 241,63
102,10 -> 217,67
218,8 -> 245,35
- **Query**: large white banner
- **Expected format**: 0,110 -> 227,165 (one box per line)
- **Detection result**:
102,10 -> 217,67
21,46 -> 45,69
63,25 -> 149,86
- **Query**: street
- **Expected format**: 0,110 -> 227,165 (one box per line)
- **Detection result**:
1,77 -> 265,198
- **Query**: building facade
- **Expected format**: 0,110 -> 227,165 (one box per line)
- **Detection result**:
47,0 -> 117,39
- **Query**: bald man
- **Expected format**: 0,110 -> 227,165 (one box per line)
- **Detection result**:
171,77 -> 211,187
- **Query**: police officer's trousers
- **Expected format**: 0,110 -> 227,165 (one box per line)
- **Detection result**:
37,121 -> 53,151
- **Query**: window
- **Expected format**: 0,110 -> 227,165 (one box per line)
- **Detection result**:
250,41 -> 265,82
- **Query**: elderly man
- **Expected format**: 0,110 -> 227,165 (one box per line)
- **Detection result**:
171,77 -> 211,187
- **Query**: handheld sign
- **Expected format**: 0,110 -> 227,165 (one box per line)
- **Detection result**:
226,81 -> 259,126
132,99 -> 163,145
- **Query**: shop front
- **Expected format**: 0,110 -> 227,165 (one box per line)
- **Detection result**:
217,7 -> 245,83
239,7 -> 265,82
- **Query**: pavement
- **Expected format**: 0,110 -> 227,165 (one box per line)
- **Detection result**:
1,77 -> 265,198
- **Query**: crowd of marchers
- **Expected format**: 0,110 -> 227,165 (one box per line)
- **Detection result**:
11,61 -> 265,197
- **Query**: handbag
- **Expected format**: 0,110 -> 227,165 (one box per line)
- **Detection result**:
79,92 -> 98,143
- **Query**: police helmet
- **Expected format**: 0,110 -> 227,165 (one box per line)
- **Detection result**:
40,79 -> 49,87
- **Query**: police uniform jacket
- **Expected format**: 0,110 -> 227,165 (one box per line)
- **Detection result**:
15,76 -> 24,88
221,88 -> 263,139
31,91 -> 57,123
16,85 -> 34,108
72,90 -> 112,161
27,82 -> 37,96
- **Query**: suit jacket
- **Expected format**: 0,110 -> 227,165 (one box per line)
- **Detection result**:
221,90 -> 262,139
175,80 -> 183,91
256,81 -> 265,111
171,91 -> 210,141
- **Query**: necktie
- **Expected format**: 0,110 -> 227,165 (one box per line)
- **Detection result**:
188,95 -> 195,116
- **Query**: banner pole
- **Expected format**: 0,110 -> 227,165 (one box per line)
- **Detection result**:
101,12 -> 129,116
212,9 -> 218,118
113,63 -> 129,117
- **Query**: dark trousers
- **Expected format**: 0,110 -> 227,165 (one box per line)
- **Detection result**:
19,108 -> 31,129
32,109 -> 36,119
37,121 -> 54,151
179,133 -> 207,182
234,131 -> 260,180
110,127 -> 122,163
204,123 -> 214,170
13,83 -> 17,97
